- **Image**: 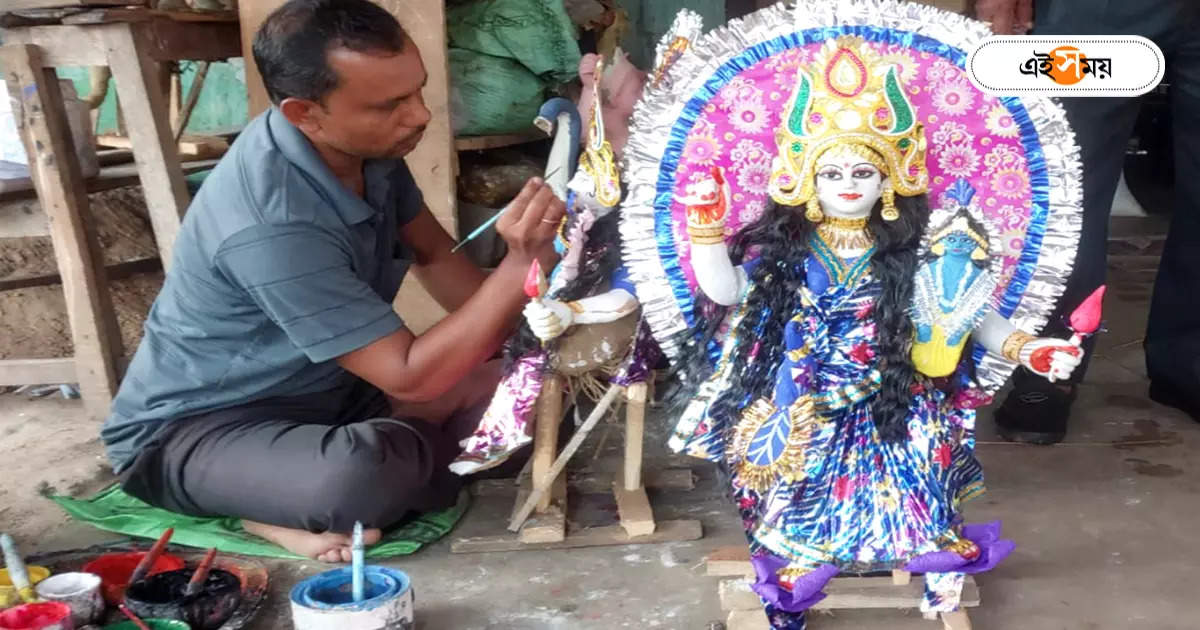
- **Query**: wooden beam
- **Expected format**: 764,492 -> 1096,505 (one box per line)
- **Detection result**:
471,467 -> 695,497
0,19 -> 240,66
0,159 -> 219,206
453,130 -> 544,152
0,257 -> 162,292
61,8 -> 238,25
0,44 -> 123,419
102,21 -> 191,268
450,519 -> 703,554
0,359 -> 76,386
718,576 -> 981,612
2,0 -> 143,10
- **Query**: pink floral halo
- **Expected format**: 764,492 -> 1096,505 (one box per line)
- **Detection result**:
671,39 -> 1033,302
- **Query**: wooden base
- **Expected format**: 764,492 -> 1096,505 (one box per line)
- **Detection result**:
718,575 -> 980,611
450,518 -> 702,554
612,471 -> 655,537
726,608 -> 973,630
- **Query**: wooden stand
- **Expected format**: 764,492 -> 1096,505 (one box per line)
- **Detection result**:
707,546 -> 979,630
452,376 -> 703,553
0,13 -> 239,419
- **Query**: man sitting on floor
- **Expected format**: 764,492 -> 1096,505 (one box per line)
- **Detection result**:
100,0 -> 564,562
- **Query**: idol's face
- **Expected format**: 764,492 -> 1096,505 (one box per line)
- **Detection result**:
813,147 -> 885,218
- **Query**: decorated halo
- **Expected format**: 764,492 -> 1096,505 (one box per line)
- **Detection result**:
619,0 -> 1083,396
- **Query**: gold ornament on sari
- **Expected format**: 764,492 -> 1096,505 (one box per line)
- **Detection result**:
768,37 -> 929,211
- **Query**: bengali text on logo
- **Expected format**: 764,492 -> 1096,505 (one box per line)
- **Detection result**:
968,36 -> 1164,97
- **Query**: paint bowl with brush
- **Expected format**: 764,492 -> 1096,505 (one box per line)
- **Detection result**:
124,549 -> 240,630
83,554 -> 185,606
34,573 -> 103,626
290,522 -> 414,630
0,567 -> 49,610
0,602 -> 73,630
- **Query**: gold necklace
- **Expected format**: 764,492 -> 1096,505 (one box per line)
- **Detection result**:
816,215 -> 873,253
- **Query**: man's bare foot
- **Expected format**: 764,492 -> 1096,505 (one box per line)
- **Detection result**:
243,520 -> 382,563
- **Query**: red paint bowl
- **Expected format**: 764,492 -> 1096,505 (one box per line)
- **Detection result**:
0,602 -> 73,630
83,551 -> 185,606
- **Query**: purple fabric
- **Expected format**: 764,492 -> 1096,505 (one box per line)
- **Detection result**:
450,353 -> 546,474
611,323 -> 662,387
750,555 -> 838,613
903,520 -> 1014,575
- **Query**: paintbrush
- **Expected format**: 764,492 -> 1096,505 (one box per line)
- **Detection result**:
351,521 -> 365,602
119,604 -> 153,630
183,548 -> 218,599
0,533 -> 35,604
127,527 -> 174,586
450,201 -> 512,253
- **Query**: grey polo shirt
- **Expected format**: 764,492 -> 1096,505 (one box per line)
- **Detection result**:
102,109 -> 422,473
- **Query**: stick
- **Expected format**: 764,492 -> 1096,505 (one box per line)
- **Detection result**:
0,534 -> 35,604
450,202 -> 510,253
173,61 -> 210,143
508,383 -> 624,531
119,604 -> 153,630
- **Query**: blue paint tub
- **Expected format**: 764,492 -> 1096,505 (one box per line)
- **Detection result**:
289,567 -> 413,630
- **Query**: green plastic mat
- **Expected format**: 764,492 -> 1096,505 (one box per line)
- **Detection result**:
51,484 -> 467,560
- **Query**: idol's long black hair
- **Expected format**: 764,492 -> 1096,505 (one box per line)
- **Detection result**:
504,210 -> 625,366
671,192 -> 931,442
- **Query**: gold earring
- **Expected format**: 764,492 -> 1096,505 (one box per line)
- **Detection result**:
971,246 -> 988,261
805,197 -> 824,223
881,183 -> 899,221
930,241 -> 946,257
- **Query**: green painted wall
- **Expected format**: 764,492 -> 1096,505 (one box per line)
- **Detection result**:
54,59 -> 249,135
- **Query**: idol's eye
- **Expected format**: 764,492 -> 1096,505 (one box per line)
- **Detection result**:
852,168 -> 876,179
818,169 -> 842,180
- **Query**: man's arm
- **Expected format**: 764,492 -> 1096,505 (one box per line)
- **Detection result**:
402,205 -> 487,313
338,178 -> 563,406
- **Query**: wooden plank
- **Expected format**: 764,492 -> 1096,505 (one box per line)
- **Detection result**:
98,133 -> 229,159
61,8 -> 238,24
718,576 -> 981,611
0,257 -> 162,291
892,569 -> 912,585
531,374 -> 564,513
472,467 -> 695,497
706,545 -> 754,577
450,519 -> 703,554
623,382 -> 649,490
0,158 -> 219,206
2,0 -> 143,10
377,0 -> 457,235
1,20 -> 240,66
0,44 -> 122,419
612,471 -> 655,537
102,21 -> 190,268
453,130 -> 543,152
0,358 -> 76,386
941,609 -> 973,630
725,609 -> 768,630
518,473 -> 566,544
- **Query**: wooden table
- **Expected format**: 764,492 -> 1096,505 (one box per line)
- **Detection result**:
0,12 -> 240,419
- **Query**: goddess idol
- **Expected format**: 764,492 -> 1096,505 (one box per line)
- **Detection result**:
618,1 -> 1086,627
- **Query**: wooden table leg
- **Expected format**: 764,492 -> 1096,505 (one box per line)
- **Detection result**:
102,22 -> 190,268
1,44 -> 122,420
613,381 -> 655,537
520,373 -> 566,543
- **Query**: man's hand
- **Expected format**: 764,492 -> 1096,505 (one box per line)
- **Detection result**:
975,0 -> 1034,34
496,177 -> 566,266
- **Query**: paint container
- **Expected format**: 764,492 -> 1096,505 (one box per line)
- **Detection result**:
0,568 -> 49,610
101,619 -> 191,630
0,602 -> 73,630
35,573 -> 103,627
289,567 -> 413,630
83,553 -> 185,606
123,569 -> 240,630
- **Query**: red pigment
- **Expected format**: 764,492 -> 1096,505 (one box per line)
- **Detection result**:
83,551 -> 186,604
0,602 -> 71,629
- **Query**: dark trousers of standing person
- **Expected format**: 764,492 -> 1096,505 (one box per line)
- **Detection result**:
997,0 -> 1200,442
118,362 -> 503,533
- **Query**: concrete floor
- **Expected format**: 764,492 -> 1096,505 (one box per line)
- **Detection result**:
5,217 -> 1199,629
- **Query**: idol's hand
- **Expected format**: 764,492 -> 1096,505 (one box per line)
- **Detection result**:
1020,337 -> 1083,383
523,298 -> 574,341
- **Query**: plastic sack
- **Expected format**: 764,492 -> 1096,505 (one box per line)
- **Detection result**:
448,48 -> 546,136
446,0 -> 581,82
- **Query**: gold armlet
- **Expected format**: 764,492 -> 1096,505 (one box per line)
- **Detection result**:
1001,331 -> 1037,363
687,224 -> 726,244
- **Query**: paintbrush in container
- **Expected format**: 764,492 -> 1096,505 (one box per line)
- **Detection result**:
127,527 -> 174,586
352,521 -> 365,602
0,533 -> 35,604
118,604 -> 153,630
182,548 -> 218,599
